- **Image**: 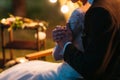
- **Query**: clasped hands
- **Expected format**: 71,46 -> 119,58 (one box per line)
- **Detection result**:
52,25 -> 73,48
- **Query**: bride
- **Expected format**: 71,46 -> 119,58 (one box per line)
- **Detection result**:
0,0 -> 93,80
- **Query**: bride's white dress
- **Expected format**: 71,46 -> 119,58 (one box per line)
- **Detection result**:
0,60 -> 81,80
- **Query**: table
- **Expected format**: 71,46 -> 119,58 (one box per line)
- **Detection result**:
0,22 -> 46,65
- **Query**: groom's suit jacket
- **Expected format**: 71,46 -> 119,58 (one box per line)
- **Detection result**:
63,0 -> 120,79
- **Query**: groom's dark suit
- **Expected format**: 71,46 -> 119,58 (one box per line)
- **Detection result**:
63,0 -> 120,79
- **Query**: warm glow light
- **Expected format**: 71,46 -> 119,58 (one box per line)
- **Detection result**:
61,5 -> 69,13
49,0 -> 57,3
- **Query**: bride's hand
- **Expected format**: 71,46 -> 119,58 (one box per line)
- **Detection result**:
52,25 -> 73,48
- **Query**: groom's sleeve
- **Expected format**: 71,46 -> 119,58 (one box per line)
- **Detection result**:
63,43 -> 84,73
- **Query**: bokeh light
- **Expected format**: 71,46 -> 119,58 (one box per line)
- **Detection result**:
61,5 -> 69,13
49,0 -> 57,3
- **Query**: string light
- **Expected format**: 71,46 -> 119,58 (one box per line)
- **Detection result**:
48,0 -> 69,13
48,0 -> 81,20
61,5 -> 69,13
48,0 -> 80,15
49,0 -> 57,3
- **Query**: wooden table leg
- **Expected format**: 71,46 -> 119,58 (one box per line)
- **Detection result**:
1,26 -> 6,66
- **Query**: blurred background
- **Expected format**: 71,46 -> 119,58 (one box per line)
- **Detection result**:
0,0 -> 65,58
0,0 -> 80,71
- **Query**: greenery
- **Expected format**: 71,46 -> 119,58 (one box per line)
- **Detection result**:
8,15 -> 24,31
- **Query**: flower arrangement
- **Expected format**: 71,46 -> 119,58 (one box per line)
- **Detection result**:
0,14 -> 48,32
0,14 -> 24,31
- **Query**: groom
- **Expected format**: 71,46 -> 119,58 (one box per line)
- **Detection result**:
52,0 -> 120,80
